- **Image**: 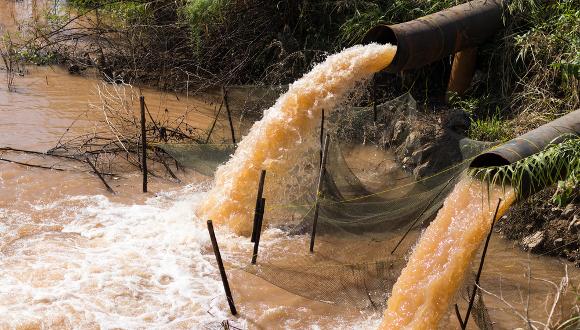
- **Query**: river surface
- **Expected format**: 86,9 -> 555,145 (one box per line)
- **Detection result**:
1,1 -> 579,329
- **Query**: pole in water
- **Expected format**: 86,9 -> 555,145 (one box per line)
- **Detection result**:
251,198 -> 266,264
251,170 -> 267,243
461,198 -> 502,329
319,109 -> 325,167
310,133 -> 330,253
207,220 -> 238,316
140,95 -> 148,193
372,74 -> 378,122
222,86 -> 236,144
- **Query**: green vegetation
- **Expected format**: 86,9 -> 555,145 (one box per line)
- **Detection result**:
338,0 -> 459,46
50,0 -> 578,123
467,112 -> 511,142
67,0 -> 148,24
181,0 -> 230,48
471,136 -> 579,200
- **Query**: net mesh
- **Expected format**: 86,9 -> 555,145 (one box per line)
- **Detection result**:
158,86 -> 493,326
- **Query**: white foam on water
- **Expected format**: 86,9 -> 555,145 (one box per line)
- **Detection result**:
0,185 -> 384,329
0,186 -> 246,329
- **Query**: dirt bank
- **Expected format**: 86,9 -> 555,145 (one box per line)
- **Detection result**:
498,187 -> 580,265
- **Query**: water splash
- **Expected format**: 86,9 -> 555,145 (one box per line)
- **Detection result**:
379,176 -> 516,329
198,44 -> 397,235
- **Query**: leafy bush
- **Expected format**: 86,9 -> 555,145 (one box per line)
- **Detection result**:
67,0 -> 147,24
181,0 -> 230,49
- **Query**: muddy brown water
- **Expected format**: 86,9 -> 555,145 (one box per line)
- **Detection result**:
1,1 -> 579,329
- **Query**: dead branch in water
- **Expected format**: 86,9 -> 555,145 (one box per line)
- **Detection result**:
45,81 -> 208,181
86,156 -> 116,194
477,262 -> 573,330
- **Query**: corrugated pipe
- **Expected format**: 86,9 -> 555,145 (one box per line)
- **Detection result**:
362,0 -> 504,73
470,109 -> 580,168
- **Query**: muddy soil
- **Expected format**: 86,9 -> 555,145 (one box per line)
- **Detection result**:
498,187 -> 580,265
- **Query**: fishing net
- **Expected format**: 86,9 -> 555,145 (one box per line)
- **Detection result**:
158,86 -> 493,325
155,143 -> 234,177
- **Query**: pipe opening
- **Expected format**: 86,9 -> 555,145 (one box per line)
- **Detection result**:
470,153 -> 512,168
363,26 -> 400,72
363,25 -> 398,46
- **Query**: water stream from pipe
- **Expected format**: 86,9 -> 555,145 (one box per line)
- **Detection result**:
198,44 -> 397,236
380,176 -> 516,329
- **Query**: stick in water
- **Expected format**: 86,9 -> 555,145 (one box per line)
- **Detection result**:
85,156 -> 115,194
310,133 -> 330,253
461,198 -> 502,329
140,95 -> 148,193
207,220 -> 237,316
251,198 -> 266,264
319,109 -> 325,167
251,170 -> 267,243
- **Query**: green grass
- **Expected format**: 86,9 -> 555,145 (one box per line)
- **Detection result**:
467,112 -> 511,142
338,0 -> 462,47
470,136 -> 580,200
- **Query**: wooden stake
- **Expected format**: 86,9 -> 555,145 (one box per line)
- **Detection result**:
461,198 -> 502,329
251,170 -> 267,243
372,74 -> 378,122
85,156 -> 115,194
207,220 -> 238,316
251,198 -> 266,264
310,133 -> 330,253
140,95 -> 148,193
319,109 -> 325,167
222,86 -> 236,144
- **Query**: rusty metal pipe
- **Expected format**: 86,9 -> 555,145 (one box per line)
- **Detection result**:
446,47 -> 478,99
470,109 -> 580,168
363,0 -> 504,73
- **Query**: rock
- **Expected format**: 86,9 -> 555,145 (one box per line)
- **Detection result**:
410,149 -> 423,164
521,231 -> 544,252
562,204 -> 576,217
413,162 -> 431,178
404,132 -> 421,151
392,121 -> 409,145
